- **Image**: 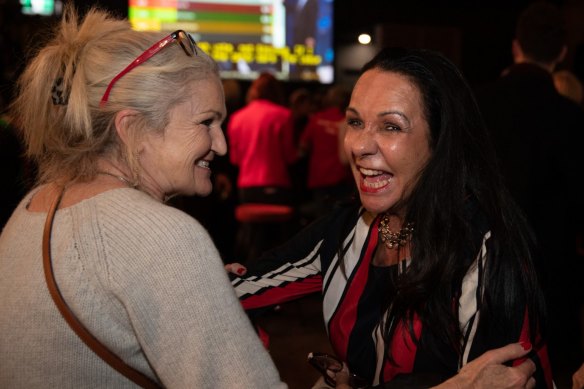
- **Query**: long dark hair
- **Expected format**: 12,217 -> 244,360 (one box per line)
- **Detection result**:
360,48 -> 545,360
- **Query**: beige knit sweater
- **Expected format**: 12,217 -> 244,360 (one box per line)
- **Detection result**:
0,187 -> 287,388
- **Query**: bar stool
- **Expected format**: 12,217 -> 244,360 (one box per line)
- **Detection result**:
234,203 -> 295,264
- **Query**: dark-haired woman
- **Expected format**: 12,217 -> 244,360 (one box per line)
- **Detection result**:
232,48 -> 552,388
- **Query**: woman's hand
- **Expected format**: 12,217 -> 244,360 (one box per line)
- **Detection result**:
310,362 -> 353,389
224,263 -> 247,276
434,343 -> 536,389
325,362 -> 367,389
332,363 -> 352,389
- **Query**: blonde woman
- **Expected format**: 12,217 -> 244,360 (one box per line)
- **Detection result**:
0,6 -> 286,388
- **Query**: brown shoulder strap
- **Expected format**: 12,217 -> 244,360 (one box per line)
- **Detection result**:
42,185 -> 162,389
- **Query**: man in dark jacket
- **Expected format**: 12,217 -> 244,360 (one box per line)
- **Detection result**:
476,2 -> 584,382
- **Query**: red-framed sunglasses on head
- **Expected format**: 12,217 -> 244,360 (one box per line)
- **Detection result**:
100,30 -> 197,106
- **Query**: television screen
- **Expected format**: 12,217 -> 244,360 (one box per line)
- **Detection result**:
20,0 -> 61,16
129,0 -> 334,83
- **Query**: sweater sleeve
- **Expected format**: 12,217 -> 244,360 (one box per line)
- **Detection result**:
89,194 -> 287,388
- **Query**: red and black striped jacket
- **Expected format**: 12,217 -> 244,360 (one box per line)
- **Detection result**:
232,203 -> 553,387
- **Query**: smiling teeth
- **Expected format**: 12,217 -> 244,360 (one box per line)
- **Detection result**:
196,160 -> 209,168
359,167 -> 384,176
366,180 -> 389,188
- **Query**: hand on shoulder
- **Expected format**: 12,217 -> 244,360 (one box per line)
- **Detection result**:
433,343 -> 536,389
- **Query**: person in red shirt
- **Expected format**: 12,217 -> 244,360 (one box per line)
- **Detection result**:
228,73 -> 298,205
227,73 -> 300,263
299,85 -> 354,220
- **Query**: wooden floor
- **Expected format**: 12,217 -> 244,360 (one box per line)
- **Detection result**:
255,294 -> 334,389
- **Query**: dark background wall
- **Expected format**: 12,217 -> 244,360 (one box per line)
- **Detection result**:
333,0 -> 584,86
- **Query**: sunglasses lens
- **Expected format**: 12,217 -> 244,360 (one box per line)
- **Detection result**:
177,30 -> 197,56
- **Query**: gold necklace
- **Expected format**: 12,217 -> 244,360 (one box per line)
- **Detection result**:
378,213 -> 414,249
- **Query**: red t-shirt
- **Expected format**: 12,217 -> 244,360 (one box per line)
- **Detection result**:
300,107 -> 351,188
228,100 -> 297,188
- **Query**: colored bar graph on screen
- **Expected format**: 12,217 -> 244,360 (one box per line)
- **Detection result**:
129,0 -> 274,36
129,0 -> 177,7
131,1 -> 278,46
178,2 -> 266,14
129,7 -> 177,22
177,11 -> 268,24
125,0 -> 333,83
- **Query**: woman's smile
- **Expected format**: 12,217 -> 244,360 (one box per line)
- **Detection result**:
195,159 -> 211,169
358,167 -> 393,193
